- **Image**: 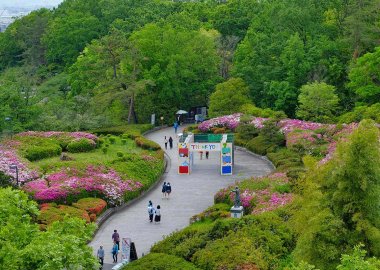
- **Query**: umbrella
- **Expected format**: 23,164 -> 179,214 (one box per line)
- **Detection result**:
176,110 -> 188,115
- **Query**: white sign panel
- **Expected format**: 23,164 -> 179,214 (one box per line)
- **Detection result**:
121,238 -> 131,261
189,143 -> 221,152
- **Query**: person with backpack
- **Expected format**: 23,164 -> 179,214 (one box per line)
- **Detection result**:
166,182 -> 172,198
154,205 -> 161,223
162,182 -> 167,198
148,201 -> 154,222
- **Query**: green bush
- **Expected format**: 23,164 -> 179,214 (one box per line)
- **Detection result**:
67,139 -> 95,153
91,124 -> 153,136
101,147 -> 108,154
246,135 -> 276,155
135,136 -> 161,151
122,253 -> 201,270
109,137 -> 116,144
0,172 -> 12,188
116,151 -> 124,158
236,123 -> 260,141
121,139 -> 127,145
24,144 -> 62,161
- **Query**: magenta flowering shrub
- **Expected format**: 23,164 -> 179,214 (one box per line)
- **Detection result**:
23,166 -> 143,205
0,146 -> 39,185
214,172 -> 292,215
198,113 -> 241,132
17,131 -> 98,141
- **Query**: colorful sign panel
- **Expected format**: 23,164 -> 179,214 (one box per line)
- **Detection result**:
178,144 -> 190,174
188,143 -> 221,151
221,143 -> 232,175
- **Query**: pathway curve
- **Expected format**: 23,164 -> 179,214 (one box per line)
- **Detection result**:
90,126 -> 274,265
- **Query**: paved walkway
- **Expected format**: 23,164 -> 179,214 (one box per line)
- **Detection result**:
90,126 -> 273,267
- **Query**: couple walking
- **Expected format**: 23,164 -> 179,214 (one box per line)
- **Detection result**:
148,200 -> 161,223
164,136 -> 173,150
162,182 -> 171,198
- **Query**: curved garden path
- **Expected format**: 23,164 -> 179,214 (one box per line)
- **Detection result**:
89,126 -> 274,266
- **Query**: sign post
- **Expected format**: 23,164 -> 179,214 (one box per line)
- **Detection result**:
121,238 -> 131,262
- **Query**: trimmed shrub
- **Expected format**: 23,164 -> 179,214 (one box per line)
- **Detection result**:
121,139 -> 127,145
117,151 -> 124,158
246,136 -> 276,155
135,136 -> 161,151
38,203 -> 90,227
109,137 -> 116,144
0,172 -> 12,188
72,197 -> 107,215
24,144 -> 62,161
91,124 -> 153,136
101,147 -> 108,154
122,253 -> 201,270
67,139 -> 96,153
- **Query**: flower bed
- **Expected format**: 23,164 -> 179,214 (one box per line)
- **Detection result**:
214,172 -> 292,215
0,146 -> 39,185
17,131 -> 98,141
23,165 -> 143,205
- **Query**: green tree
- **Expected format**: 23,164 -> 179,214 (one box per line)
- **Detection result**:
337,244 -> 380,270
42,11 -> 103,67
348,46 -> 380,102
296,82 -> 339,122
208,78 -> 252,118
292,120 -> 380,269
0,188 -> 98,270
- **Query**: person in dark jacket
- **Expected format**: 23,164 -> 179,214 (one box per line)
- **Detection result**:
162,182 -> 167,198
112,230 -> 120,250
169,137 -> 173,149
166,182 -> 172,198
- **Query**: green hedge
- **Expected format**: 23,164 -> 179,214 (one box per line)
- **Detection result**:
122,253 -> 201,270
67,139 -> 96,153
246,135 -> 277,155
24,144 -> 62,161
91,124 -> 153,136
134,136 -> 161,151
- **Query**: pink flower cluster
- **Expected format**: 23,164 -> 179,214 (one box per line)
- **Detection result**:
17,131 -> 98,141
0,146 -> 39,184
198,113 -> 241,132
23,166 -> 143,205
215,172 -> 292,214
252,191 -> 293,214
278,119 -> 327,135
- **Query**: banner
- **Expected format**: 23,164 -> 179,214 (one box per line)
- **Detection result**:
121,238 -> 131,261
188,143 -> 221,152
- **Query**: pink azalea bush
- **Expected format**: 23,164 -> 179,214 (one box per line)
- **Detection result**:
17,131 -> 98,141
23,166 -> 143,205
198,113 -> 241,132
200,114 -> 360,163
214,172 -> 292,215
0,146 -> 39,185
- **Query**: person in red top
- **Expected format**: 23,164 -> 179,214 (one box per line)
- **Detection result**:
112,229 -> 120,250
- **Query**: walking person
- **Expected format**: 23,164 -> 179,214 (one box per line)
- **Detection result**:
166,182 -> 172,198
97,245 -> 105,268
169,136 -> 173,149
174,122 -> 178,134
206,151 -> 209,159
148,201 -> 154,222
154,205 -> 161,223
199,151 -> 203,160
112,229 -> 120,250
162,182 -> 167,198
112,241 -> 119,263
164,136 -> 168,150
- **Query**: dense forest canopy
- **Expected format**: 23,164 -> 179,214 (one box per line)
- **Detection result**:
0,0 -> 380,133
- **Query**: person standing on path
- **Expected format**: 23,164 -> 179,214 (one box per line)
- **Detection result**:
174,122 -> 178,133
166,182 -> 172,198
112,241 -> 119,263
169,136 -> 173,149
162,182 -> 167,198
164,136 -> 168,150
112,230 -> 120,250
206,151 -> 209,159
154,205 -> 161,223
148,201 -> 154,222
199,151 -> 203,160
97,246 -> 105,268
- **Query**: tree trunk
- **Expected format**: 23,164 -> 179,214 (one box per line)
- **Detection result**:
127,92 -> 134,124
